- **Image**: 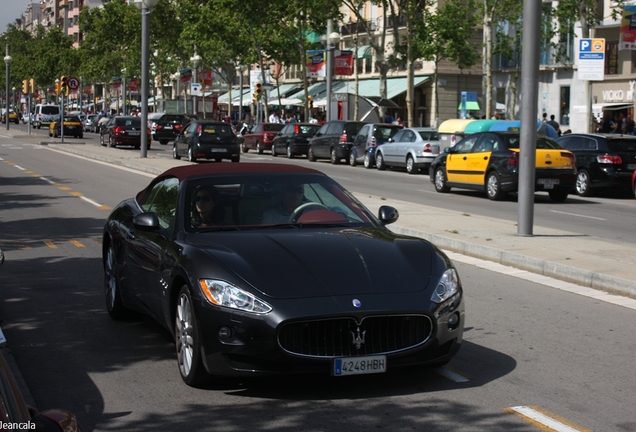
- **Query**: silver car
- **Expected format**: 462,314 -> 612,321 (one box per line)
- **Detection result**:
349,123 -> 404,168
375,127 -> 440,174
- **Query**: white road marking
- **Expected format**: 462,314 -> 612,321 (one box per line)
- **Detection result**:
14,165 -> 25,170
434,367 -> 469,383
550,210 -> 606,221
79,196 -> 104,208
40,176 -> 56,185
446,251 -> 636,311
509,406 -> 583,432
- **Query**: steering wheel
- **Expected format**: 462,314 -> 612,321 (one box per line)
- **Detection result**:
289,202 -> 329,223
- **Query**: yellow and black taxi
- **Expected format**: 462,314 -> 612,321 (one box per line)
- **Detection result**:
1,109 -> 19,124
429,132 -> 577,202
49,115 -> 83,138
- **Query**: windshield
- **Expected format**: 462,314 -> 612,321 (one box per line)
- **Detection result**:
41,106 -> 59,115
183,173 -> 376,233
264,124 -> 285,132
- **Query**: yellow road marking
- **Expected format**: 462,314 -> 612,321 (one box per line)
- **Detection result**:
44,240 -> 57,249
57,186 -> 72,191
69,240 -> 85,248
69,191 -> 82,196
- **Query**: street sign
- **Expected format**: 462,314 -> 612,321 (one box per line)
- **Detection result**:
191,83 -> 202,96
578,38 -> 605,81
67,76 -> 80,90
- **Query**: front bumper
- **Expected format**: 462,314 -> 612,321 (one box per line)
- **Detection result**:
194,291 -> 464,377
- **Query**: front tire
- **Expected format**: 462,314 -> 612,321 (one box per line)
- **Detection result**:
308,146 -> 316,162
104,242 -> 130,319
173,144 -> 181,160
575,170 -> 592,196
406,155 -> 416,174
375,152 -> 386,170
271,144 -> 277,157
349,151 -> 357,167
434,167 -> 451,193
257,142 -> 263,154
108,136 -> 115,148
242,142 -> 248,153
364,152 -> 372,169
175,286 -> 211,387
286,145 -> 294,159
486,171 -> 505,200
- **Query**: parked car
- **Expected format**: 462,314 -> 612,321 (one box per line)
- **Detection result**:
172,120 -> 240,162
1,109 -> 19,124
429,131 -> 576,202
349,123 -> 404,168
154,113 -> 197,145
0,248 -> 83,431
102,163 -> 464,387
271,123 -> 321,158
375,127 -> 440,174
554,133 -> 636,196
241,122 -> 285,154
49,115 -> 83,138
308,120 -> 367,164
148,112 -> 165,141
84,114 -> 100,132
99,116 -> 151,149
632,170 -> 636,199
33,104 -> 60,129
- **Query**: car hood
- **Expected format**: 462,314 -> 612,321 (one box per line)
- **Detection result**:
187,227 -> 436,299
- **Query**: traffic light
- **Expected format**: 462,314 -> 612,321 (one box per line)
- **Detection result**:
29,78 -> 35,94
60,76 -> 67,94
22,80 -> 28,94
55,83 -> 61,96
255,82 -> 262,100
308,95 -> 313,109
252,93 -> 258,105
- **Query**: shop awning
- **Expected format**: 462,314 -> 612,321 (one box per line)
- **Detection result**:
592,103 -> 633,111
458,101 -> 480,111
356,45 -> 373,59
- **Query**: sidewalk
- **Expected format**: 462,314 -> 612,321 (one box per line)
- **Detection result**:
3,131 -> 636,299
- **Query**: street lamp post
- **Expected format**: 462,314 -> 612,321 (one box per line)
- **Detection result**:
236,64 -> 245,122
4,45 -> 12,131
190,49 -> 201,117
321,20 -> 340,122
133,0 -> 159,158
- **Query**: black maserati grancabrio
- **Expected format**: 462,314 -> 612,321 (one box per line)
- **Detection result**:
103,163 -> 465,387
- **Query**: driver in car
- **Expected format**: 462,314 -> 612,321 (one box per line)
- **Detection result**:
261,183 -> 307,224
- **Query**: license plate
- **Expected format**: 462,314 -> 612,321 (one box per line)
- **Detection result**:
165,125 -> 173,129
66,126 -> 75,129
333,355 -> 386,376
538,178 -> 559,186
128,132 -> 140,136
210,148 -> 226,152
628,164 -> 636,170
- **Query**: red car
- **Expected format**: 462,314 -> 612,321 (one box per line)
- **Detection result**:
100,116 -> 151,149
632,170 -> 636,199
241,123 -> 285,154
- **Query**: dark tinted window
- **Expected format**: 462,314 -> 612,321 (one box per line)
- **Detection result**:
41,106 -> 59,115
63,116 -> 81,122
326,122 -> 344,135
373,126 -> 401,143
162,115 -> 184,122
607,139 -> 636,152
504,134 -> 561,149
345,123 -> 365,137
297,125 -> 320,135
264,123 -> 285,132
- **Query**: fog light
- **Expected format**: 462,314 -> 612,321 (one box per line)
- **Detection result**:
218,326 -> 232,340
448,312 -> 460,330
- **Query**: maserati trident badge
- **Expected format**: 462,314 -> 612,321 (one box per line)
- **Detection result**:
351,326 -> 366,350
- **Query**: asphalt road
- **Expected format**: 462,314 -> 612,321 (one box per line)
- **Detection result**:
1,131 -> 635,431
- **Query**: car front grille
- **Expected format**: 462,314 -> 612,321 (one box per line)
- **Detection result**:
278,315 -> 432,358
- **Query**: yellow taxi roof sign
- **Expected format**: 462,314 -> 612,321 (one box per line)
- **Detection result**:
438,119 -> 476,134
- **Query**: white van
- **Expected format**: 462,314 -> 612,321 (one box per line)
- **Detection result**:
33,104 -> 61,129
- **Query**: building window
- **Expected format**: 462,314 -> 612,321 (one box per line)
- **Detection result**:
605,42 -> 618,75
560,86 -> 570,126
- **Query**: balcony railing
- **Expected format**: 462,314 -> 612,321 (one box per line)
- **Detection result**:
340,19 -> 377,36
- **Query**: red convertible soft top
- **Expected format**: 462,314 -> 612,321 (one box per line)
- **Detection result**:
159,162 -> 322,182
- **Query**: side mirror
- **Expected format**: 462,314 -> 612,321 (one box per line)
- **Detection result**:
133,212 -> 161,230
444,147 -> 451,154
378,205 -> 399,225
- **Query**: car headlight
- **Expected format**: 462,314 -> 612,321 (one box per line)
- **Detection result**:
430,268 -> 460,304
198,279 -> 272,314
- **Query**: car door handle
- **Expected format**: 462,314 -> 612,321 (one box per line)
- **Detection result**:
483,156 -> 488,160
126,230 -> 135,240
463,156 -> 467,160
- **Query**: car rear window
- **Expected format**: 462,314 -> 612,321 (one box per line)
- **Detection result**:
418,131 -> 439,140
202,125 -> 234,136
297,125 -> 320,135
63,116 -> 81,122
345,123 -> 365,136
41,106 -> 59,115
264,124 -> 285,132
162,115 -> 184,122
506,135 -> 561,149
116,118 -> 142,127
607,139 -> 636,152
